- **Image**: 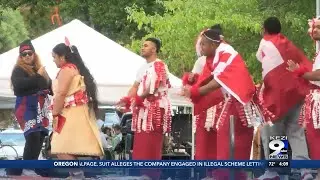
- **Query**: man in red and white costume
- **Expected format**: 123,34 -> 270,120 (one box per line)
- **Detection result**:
255,17 -> 313,180
184,29 -> 261,180
119,37 -> 171,180
287,17 -> 320,180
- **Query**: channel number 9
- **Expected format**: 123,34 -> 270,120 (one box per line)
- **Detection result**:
269,139 -> 285,156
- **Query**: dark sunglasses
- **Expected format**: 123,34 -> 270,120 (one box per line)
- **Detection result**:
20,52 -> 33,57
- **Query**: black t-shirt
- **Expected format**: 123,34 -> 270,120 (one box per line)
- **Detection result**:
11,66 -> 52,96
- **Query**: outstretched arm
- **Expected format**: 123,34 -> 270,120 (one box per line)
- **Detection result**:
301,70 -> 320,81
183,78 -> 221,98
287,59 -> 320,81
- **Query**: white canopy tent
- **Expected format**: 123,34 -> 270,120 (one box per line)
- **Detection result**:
317,0 -> 320,51
0,19 -> 192,108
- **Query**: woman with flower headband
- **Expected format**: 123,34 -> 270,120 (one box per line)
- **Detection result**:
287,17 -> 320,180
50,41 -> 103,179
10,39 -> 52,177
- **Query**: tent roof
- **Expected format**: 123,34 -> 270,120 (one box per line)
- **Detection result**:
0,19 -> 191,107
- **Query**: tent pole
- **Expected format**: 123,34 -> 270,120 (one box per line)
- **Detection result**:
191,105 -> 195,160
191,104 -> 195,178
317,0 -> 320,51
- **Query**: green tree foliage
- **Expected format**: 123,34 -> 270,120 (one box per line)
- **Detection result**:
0,7 -> 29,53
259,0 -> 316,57
0,109 -> 16,129
126,0 -> 316,82
0,7 -> 28,127
20,6 -> 56,39
0,0 -> 164,44
0,0 -> 316,82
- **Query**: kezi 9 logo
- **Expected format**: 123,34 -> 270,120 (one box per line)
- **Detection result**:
268,136 -> 288,160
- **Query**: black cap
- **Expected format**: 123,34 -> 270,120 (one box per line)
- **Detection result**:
19,39 -> 35,53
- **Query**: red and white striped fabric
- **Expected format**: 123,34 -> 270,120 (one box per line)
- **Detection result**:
299,50 -> 320,129
256,34 -> 312,122
49,90 -> 89,110
195,101 -> 224,132
132,60 -> 172,133
63,90 -> 89,108
299,88 -> 320,129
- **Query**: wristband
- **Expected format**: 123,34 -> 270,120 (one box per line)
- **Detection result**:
182,73 -> 199,86
193,73 -> 199,83
190,85 -> 201,103
182,73 -> 191,85
120,96 -> 131,106
134,95 -> 145,107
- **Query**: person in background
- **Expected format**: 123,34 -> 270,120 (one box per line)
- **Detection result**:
95,123 -> 113,160
50,42 -> 103,179
287,16 -> 320,180
111,124 -> 123,153
125,132 -> 133,160
103,126 -> 112,138
255,17 -> 312,180
10,39 -> 51,177
96,122 -> 111,151
96,111 -> 112,152
96,111 -> 105,130
115,109 -> 123,120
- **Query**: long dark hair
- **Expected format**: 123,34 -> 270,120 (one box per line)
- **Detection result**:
53,43 -> 99,117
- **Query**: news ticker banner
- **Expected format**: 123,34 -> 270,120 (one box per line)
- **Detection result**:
0,160 -> 319,169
